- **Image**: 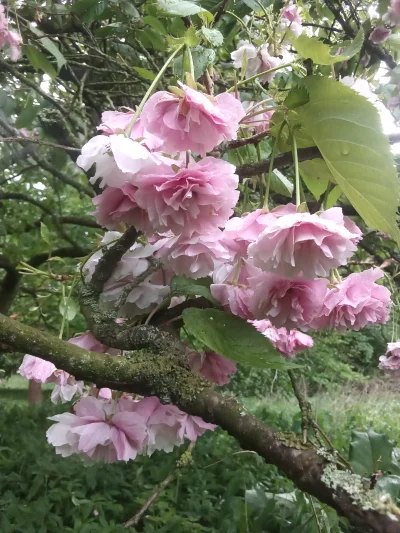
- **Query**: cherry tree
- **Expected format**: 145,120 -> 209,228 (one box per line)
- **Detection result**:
1,0 -> 400,530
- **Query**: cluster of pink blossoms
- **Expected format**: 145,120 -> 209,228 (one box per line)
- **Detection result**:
379,341 -> 400,372
30,78 -> 392,462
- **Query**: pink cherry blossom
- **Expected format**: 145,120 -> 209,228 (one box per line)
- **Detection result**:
248,207 -> 361,279
211,260 -> 261,319
251,319 -> 313,358
92,183 -> 152,233
281,1 -> 303,37
98,111 -> 163,151
0,7 -> 22,61
379,342 -> 400,371
155,230 -> 231,279
135,157 -> 239,235
77,134 -> 170,189
68,331 -> 120,356
140,85 -> 245,156
47,396 -> 148,462
242,101 -> 274,134
18,354 -> 56,383
383,0 -> 400,25
369,27 -> 391,44
221,209 -> 275,259
188,351 -> 237,385
231,41 -> 281,83
319,269 -> 391,332
248,272 -> 328,330
178,414 -> 217,442
50,371 -> 84,404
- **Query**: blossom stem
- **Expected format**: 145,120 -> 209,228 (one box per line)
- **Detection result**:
125,43 -> 185,137
263,120 -> 286,209
185,44 -> 195,80
227,62 -> 293,92
225,11 -> 252,38
292,135 -> 300,208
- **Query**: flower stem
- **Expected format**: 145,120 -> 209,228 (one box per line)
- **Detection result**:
292,134 -> 300,208
186,44 -> 195,80
126,43 -> 185,138
263,120 -> 286,209
227,62 -> 293,93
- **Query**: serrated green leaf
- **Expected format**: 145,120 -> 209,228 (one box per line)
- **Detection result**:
284,86 -> 309,110
133,67 -> 156,81
170,275 -> 217,303
59,297 -> 79,322
201,27 -> 223,47
40,222 -> 51,245
157,0 -> 212,17
349,430 -> 394,476
182,308 -> 299,369
24,45 -> 57,79
299,159 -> 332,200
290,28 -> 364,65
296,76 -> 400,243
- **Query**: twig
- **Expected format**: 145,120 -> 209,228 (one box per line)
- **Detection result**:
224,129 -> 271,150
288,370 -> 312,444
0,137 -> 81,152
124,442 -> 195,529
115,259 -> 161,310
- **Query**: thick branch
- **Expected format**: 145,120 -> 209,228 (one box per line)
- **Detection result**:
0,312 -> 399,533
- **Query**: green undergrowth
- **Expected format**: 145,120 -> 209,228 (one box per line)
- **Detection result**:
0,381 -> 399,532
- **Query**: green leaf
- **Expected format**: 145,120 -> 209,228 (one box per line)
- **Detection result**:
170,275 -> 217,303
325,185 -> 342,209
15,95 -> 41,129
40,222 -> 51,245
299,159 -> 332,200
192,46 -> 215,78
71,0 -> 108,23
157,0 -> 212,17
119,0 -> 140,18
349,430 -> 394,476
143,15 -> 167,35
59,297 -> 79,322
376,475 -> 400,502
167,26 -> 200,49
29,24 -> 67,71
182,308 -> 299,369
133,67 -> 156,81
289,28 -> 364,65
296,76 -> 400,243
284,86 -> 309,109
270,169 -> 294,197
24,45 -> 57,79
201,27 -> 223,47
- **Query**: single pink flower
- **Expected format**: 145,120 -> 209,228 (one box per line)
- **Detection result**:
281,1 -> 302,37
98,111 -> 163,151
369,27 -> 391,44
319,268 -> 391,332
92,183 -> 152,233
248,272 -> 328,330
68,331 -> 120,356
242,101 -> 274,133
0,7 -> 22,61
251,319 -> 313,358
155,230 -> 231,279
135,157 -> 239,235
188,350 -> 237,385
211,260 -> 261,319
178,414 -> 217,442
379,341 -> 400,371
140,85 -> 245,156
248,207 -> 361,279
18,355 -> 56,383
231,41 -> 281,83
50,371 -> 84,404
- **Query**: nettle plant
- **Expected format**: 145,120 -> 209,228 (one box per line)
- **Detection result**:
2,0 -> 400,531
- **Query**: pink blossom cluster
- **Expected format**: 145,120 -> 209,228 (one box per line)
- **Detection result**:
47,395 -> 216,463
0,6 -> 22,61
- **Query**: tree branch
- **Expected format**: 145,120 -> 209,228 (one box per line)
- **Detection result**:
0,136 -> 81,152
0,312 -> 399,533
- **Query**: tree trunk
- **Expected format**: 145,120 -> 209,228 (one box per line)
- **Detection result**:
28,379 -> 42,404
